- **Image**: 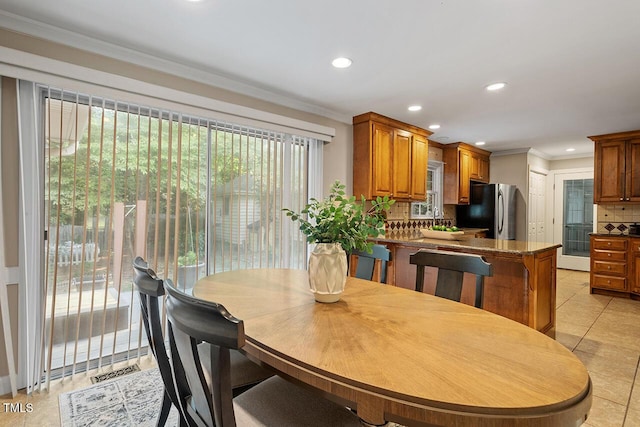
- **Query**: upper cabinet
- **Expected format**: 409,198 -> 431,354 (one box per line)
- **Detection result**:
353,112 -> 432,201
469,151 -> 490,183
590,130 -> 640,203
443,143 -> 491,204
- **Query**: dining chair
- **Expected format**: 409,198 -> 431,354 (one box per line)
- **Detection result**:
133,256 -> 183,426
163,278 -> 363,427
133,257 -> 274,425
409,249 -> 493,308
349,244 -> 391,283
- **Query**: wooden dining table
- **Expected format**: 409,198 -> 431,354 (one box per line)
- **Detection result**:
193,268 -> 592,427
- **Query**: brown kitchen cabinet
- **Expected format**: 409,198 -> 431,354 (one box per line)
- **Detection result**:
353,112 -> 432,201
590,235 -> 628,292
470,152 -> 490,183
589,234 -> 640,299
590,130 -> 640,203
443,142 -> 491,204
632,238 -> 640,294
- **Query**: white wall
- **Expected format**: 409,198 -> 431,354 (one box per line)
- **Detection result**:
489,152 -> 529,241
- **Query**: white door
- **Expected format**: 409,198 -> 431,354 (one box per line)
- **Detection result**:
528,171 -> 547,243
553,171 -> 595,271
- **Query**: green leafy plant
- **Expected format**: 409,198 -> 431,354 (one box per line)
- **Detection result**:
177,250 -> 199,266
283,181 -> 395,253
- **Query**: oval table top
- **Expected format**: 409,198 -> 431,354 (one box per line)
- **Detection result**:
193,268 -> 591,426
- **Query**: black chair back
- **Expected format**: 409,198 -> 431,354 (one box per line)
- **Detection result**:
349,244 -> 391,283
133,257 -> 183,426
164,278 -> 243,427
409,249 -> 493,308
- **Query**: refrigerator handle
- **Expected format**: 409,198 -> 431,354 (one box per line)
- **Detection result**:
498,189 -> 504,235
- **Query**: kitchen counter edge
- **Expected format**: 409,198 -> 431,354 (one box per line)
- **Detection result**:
373,234 -> 561,256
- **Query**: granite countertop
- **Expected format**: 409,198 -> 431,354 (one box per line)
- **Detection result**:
374,229 -> 561,256
590,233 -> 639,238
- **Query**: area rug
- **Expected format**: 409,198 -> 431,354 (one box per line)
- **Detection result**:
59,367 -> 178,426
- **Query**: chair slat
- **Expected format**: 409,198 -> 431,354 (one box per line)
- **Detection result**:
409,249 -> 493,308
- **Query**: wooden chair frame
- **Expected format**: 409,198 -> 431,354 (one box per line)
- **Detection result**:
409,249 -> 493,308
133,256 -> 187,426
349,244 -> 392,283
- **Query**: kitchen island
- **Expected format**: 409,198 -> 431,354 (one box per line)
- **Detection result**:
373,231 -> 561,336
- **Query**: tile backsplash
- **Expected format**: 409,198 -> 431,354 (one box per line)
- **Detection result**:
383,201 -> 456,232
596,204 -> 640,234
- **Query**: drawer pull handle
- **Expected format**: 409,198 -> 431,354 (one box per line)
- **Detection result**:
607,266 -> 611,269
608,253 -> 611,257
607,280 -> 611,284
607,242 -> 611,246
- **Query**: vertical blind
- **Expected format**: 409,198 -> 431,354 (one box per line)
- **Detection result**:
37,84 -> 313,388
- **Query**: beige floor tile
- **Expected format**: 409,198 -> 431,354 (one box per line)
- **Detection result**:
557,304 -> 604,327
584,396 -> 626,427
568,292 -> 614,310
626,408 -> 640,427
556,321 -> 591,350
629,386 -> 640,413
574,350 -> 639,380
607,298 -> 640,315
575,338 -> 640,363
589,370 -> 634,406
556,330 -> 585,351
589,324 -> 640,343
582,328 -> 640,353
558,288 -> 579,307
24,396 -> 61,427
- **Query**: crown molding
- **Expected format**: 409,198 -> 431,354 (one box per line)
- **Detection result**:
0,11 -> 352,124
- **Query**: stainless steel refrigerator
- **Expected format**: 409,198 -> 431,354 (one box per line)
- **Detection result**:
455,183 -> 517,240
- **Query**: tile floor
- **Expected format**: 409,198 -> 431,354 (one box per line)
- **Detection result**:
555,269 -> 640,427
1,269 -> 639,426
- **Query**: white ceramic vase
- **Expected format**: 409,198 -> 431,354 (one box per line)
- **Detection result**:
308,242 -> 348,303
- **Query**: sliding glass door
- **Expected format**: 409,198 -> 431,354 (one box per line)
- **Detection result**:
40,86 -> 313,384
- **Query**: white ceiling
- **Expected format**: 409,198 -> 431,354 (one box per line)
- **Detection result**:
2,0 -> 640,159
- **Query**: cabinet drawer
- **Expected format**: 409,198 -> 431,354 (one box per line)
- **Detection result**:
592,274 -> 627,291
592,260 -> 626,275
592,249 -> 627,261
591,238 -> 627,251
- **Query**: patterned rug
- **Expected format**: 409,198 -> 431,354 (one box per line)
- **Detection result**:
59,368 -> 178,426
60,367 -> 405,427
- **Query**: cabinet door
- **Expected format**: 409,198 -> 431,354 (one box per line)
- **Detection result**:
371,122 -> 394,197
478,156 -> 490,183
470,154 -> 480,181
458,149 -> 471,204
470,153 -> 490,183
594,140 -> 626,202
632,239 -> 640,294
411,136 -> 429,200
392,130 -> 412,199
626,139 -> 640,202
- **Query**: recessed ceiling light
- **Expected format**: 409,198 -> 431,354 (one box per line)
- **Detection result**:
566,148 -> 576,152
485,82 -> 506,91
475,141 -> 486,146
408,105 -> 422,112
428,124 -> 440,130
331,57 -> 352,68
